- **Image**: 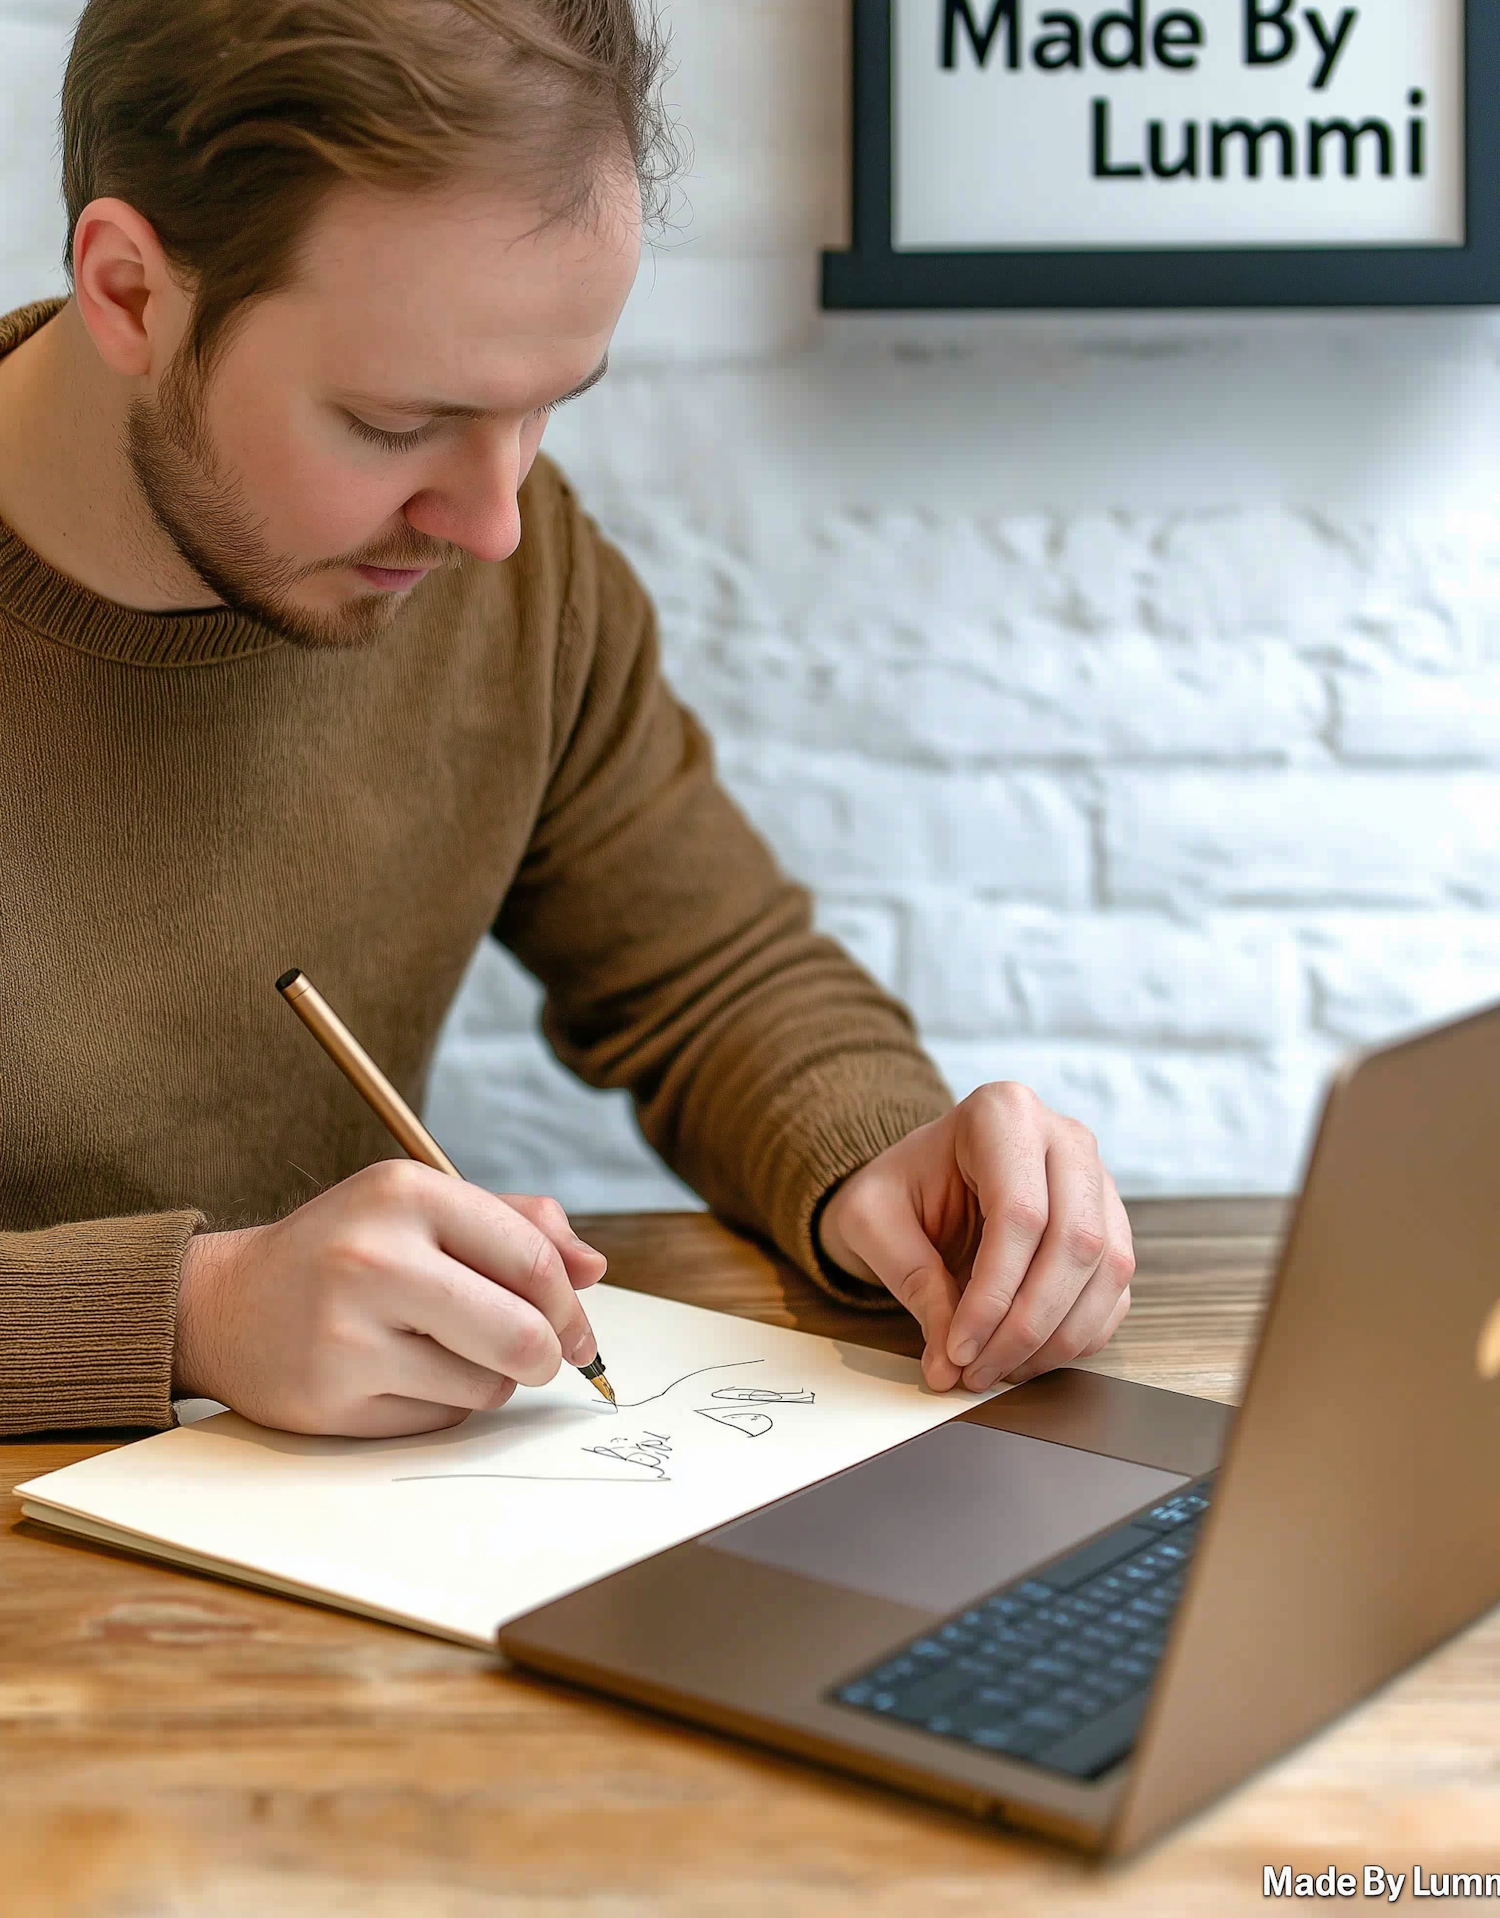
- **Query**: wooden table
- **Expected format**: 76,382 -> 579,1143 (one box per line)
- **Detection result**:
4,1199 -> 1498,1916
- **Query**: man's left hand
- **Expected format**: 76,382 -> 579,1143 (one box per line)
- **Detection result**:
817,1084 -> 1135,1393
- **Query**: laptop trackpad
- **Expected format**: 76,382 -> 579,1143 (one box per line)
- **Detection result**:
705,1422 -> 1188,1616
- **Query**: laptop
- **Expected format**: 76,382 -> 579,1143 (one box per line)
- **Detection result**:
499,1002 -> 1500,1855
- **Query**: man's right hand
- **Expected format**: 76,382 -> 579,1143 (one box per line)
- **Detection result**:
172,1162 -> 608,1436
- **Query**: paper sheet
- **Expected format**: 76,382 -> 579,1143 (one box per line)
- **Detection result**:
20,1284 -> 995,1647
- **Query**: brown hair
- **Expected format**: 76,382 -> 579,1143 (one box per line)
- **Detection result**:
61,0 -> 672,369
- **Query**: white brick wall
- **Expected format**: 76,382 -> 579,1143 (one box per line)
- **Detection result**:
9,1 -> 1500,1209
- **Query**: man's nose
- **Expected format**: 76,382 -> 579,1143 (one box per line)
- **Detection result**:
403,433 -> 522,564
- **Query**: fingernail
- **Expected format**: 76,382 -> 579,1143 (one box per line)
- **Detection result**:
952,1338 -> 979,1366
967,1365 -> 999,1391
565,1328 -> 596,1365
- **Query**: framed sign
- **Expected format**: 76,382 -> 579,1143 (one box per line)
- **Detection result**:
822,0 -> 1500,307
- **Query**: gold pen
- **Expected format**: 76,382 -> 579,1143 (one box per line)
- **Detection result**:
275,968 -> 616,1406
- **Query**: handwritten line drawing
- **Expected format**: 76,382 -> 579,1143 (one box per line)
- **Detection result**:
393,1360 -> 815,1485
695,1408 -> 774,1438
599,1358 -> 765,1412
709,1387 -> 815,1405
397,1430 -> 678,1486
581,1431 -> 673,1480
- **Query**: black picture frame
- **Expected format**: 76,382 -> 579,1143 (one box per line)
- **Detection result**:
822,0 -> 1500,308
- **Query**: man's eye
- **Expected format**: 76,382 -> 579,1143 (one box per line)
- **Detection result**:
347,416 -> 434,452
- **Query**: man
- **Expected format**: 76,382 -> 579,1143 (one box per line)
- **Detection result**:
0,0 -> 1133,1439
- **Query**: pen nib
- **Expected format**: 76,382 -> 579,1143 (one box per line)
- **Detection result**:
589,1373 -> 616,1407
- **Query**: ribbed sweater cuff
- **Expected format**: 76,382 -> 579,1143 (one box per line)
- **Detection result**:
754,1052 -> 953,1311
0,1211 -> 203,1434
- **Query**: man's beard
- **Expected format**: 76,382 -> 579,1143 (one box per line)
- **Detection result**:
125,353 -> 460,650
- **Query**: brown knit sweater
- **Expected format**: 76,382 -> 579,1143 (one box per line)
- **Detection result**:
0,299 -> 951,1436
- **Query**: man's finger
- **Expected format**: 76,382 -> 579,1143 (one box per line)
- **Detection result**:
392,1250 -> 568,1386
383,1326 -> 519,1413
959,1122 -> 1109,1388
338,1396 -> 475,1439
1006,1179 -> 1135,1382
945,1089 -> 1053,1368
428,1181 -> 598,1367
833,1183 -> 965,1389
1009,1283 -> 1133,1386
498,1193 -> 608,1291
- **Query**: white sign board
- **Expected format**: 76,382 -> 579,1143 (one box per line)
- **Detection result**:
894,0 -> 1465,250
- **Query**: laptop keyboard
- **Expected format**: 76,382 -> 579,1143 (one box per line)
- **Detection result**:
831,1473 -> 1216,1780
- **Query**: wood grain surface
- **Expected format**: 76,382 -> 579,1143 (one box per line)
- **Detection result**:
3,1200 -> 1497,1917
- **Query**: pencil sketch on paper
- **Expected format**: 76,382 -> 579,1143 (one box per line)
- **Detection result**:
580,1431 -> 673,1479
393,1358 -> 818,1484
707,1387 -> 816,1405
607,1358 -> 764,1411
695,1408 -> 774,1437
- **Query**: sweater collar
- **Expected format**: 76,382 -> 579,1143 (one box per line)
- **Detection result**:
0,299 -> 283,667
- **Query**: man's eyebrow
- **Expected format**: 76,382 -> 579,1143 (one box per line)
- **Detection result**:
345,354 -> 611,421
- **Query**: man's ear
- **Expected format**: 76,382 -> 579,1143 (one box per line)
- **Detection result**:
71,197 -> 190,381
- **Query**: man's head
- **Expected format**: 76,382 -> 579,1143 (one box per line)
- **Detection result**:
60,0 -> 670,645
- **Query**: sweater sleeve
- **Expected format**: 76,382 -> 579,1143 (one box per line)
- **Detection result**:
494,479 -> 953,1298
0,1210 -> 201,1434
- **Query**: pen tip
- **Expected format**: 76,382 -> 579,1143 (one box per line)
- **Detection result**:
591,1374 -> 616,1406
275,968 -> 303,994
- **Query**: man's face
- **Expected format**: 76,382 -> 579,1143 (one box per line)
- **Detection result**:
127,171 -> 641,647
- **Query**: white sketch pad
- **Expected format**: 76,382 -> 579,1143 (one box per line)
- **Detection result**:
20,1285 -> 998,1647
